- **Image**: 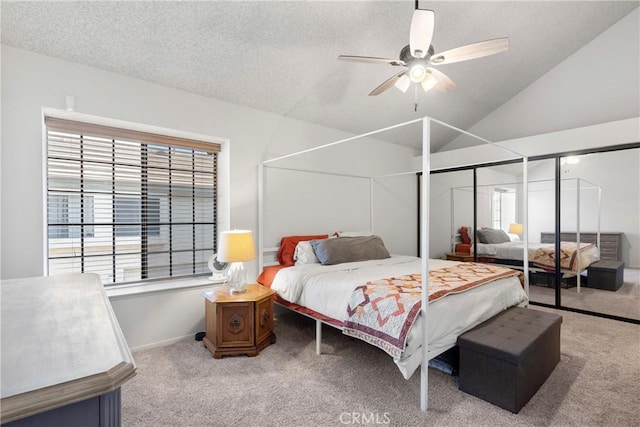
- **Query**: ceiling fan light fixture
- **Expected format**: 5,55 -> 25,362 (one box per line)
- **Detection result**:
421,74 -> 438,92
560,156 -> 580,165
394,74 -> 411,93
338,7 -> 508,100
409,64 -> 427,82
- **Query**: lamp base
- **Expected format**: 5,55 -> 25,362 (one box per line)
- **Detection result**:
227,262 -> 247,294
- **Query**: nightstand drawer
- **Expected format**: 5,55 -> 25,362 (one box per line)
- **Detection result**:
255,296 -> 274,345
600,246 -> 618,253
599,240 -> 619,248
218,302 -> 254,348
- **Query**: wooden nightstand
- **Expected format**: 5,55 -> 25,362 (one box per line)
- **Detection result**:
445,252 -> 475,262
202,284 -> 276,359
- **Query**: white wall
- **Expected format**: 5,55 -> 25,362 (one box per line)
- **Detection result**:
263,168 -> 371,243
443,8 -> 639,150
1,46 -> 417,349
373,174 -> 418,256
262,168 -> 417,257
262,134 -> 418,256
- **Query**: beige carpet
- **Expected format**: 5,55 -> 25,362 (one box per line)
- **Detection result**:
529,268 -> 640,320
122,306 -> 640,426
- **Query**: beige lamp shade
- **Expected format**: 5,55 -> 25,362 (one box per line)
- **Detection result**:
508,223 -> 524,235
217,230 -> 256,263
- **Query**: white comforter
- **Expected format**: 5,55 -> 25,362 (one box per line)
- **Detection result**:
473,241 -> 600,273
271,256 -> 528,379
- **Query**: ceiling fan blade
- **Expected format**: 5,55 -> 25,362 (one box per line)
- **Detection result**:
369,71 -> 407,96
409,9 -> 435,59
427,67 -> 456,92
338,55 -> 404,66
431,38 -> 509,65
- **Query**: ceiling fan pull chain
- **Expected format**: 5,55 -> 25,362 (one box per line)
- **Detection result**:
414,85 -> 418,112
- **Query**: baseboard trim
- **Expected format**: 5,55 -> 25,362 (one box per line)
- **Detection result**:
130,334 -> 195,352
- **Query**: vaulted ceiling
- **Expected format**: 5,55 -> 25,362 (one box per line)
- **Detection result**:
2,1 -> 637,152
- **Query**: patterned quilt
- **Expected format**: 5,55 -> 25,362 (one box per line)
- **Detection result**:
342,263 -> 520,358
532,242 -> 594,272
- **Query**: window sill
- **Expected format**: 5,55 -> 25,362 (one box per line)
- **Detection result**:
105,276 -> 225,299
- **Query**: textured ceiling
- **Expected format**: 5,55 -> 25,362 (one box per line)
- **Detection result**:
2,1 -> 638,152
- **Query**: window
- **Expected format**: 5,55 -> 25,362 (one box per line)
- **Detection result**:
114,196 -> 160,237
46,117 -> 220,285
492,190 -> 503,229
48,194 -> 95,239
492,187 -> 516,231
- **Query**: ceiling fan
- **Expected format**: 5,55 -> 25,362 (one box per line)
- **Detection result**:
338,1 -> 509,97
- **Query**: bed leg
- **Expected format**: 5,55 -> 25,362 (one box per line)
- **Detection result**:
316,320 -> 322,355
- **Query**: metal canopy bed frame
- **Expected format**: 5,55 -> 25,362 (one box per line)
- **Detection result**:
257,117 -> 527,411
450,178 -> 602,292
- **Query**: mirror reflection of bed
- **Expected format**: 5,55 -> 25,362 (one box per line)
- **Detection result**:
436,154 -> 639,321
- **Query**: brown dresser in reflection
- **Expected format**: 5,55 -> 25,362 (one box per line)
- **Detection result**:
540,232 -> 623,262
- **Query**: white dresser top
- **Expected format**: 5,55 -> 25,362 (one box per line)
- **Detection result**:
1,273 -> 136,422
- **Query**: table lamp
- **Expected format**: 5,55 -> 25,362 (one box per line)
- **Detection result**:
508,223 -> 524,237
217,229 -> 256,294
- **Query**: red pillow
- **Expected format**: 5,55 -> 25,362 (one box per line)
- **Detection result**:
277,235 -> 328,266
459,226 -> 471,244
257,265 -> 288,287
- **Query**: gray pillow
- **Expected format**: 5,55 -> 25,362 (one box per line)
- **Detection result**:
310,235 -> 390,265
476,228 -> 511,244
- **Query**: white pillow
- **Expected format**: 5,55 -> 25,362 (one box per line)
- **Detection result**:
294,240 -> 320,265
508,233 -> 521,241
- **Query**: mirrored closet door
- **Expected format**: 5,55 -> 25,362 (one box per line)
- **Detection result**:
425,146 -> 639,324
559,148 -> 640,321
526,159 -> 561,306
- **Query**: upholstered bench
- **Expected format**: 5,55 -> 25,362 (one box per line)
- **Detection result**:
457,307 -> 562,413
588,260 -> 625,291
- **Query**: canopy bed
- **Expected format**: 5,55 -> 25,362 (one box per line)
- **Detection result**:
257,117 -> 530,411
259,248 -> 527,379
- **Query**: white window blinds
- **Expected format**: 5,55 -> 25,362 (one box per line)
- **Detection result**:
45,117 -> 220,285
